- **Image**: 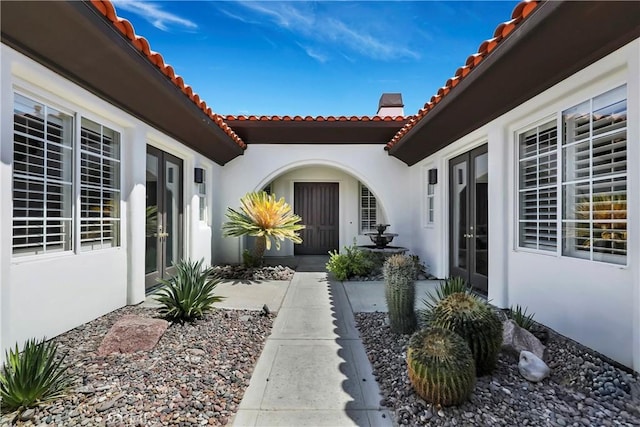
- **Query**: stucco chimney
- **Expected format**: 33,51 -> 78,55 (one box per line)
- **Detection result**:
376,93 -> 404,117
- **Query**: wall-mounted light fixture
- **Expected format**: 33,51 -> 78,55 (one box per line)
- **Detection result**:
428,168 -> 438,185
194,167 -> 205,184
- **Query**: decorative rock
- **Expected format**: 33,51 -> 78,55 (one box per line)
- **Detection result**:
502,319 -> 546,360
20,408 -> 36,421
518,350 -> 551,382
97,315 -> 169,355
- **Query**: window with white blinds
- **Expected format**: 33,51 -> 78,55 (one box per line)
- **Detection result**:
518,121 -> 558,251
360,184 -> 377,233
517,85 -> 627,265
80,118 -> 121,250
562,85 -> 627,265
13,94 -> 73,256
12,93 -> 121,256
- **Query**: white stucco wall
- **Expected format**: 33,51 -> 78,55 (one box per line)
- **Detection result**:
216,145 -> 410,264
0,45 -> 219,355
409,40 -> 640,370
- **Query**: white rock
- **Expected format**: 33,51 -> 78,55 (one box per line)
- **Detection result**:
518,350 -> 551,382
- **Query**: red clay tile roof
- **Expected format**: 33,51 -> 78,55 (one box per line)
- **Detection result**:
385,0 -> 540,151
89,0 -> 246,150
225,115 -> 407,122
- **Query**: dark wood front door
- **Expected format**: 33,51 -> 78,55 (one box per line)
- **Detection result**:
294,182 -> 339,255
449,145 -> 488,293
145,146 -> 184,289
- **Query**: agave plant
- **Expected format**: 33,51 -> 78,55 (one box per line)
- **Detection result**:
420,276 -> 471,323
223,191 -> 305,264
154,259 -> 224,322
0,338 -> 72,412
510,304 -> 536,331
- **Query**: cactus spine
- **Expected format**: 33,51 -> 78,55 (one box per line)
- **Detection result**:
431,292 -> 503,375
407,327 -> 476,406
383,254 -> 417,334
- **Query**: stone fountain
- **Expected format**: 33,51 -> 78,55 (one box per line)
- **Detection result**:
361,224 -> 407,255
365,224 -> 397,249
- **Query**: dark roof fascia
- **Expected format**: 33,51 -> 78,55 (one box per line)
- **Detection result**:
1,1 -> 244,165
226,119 -> 408,144
388,1 -> 640,166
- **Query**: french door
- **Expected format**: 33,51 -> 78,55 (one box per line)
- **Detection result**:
449,145 -> 489,293
145,146 -> 183,289
294,182 -> 339,255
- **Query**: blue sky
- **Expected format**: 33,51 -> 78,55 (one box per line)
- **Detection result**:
111,1 -> 519,117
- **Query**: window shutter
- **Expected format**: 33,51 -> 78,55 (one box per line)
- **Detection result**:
12,94 -> 73,256
562,85 -> 627,264
518,122 -> 558,251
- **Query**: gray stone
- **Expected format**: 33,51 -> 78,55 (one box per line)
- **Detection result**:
519,350 -> 551,382
98,315 -> 169,355
20,408 -> 36,421
502,319 -> 546,360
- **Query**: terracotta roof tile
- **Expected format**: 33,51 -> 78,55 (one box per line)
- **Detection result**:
386,0 -> 540,151
89,0 -> 246,149
224,115 -> 406,122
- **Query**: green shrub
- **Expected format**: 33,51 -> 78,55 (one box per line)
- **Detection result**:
154,259 -> 225,322
430,292 -> 503,375
407,327 -> 476,406
509,304 -> 536,331
326,241 -> 375,280
0,338 -> 71,412
383,254 -> 417,334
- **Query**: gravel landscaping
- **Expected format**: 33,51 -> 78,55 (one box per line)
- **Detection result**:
1,305 -> 273,426
211,264 -> 295,281
356,312 -> 640,427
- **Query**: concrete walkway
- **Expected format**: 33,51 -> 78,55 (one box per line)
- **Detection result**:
232,258 -> 392,426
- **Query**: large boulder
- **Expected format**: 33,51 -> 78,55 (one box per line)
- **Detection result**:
98,315 -> 169,356
518,350 -> 551,382
502,319 -> 546,361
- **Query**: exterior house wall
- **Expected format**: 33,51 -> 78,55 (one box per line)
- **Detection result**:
216,144 -> 410,264
409,40 -> 640,371
0,45 -> 219,356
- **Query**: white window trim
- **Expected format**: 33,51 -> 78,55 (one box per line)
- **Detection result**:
423,166 -> 436,228
11,90 -> 124,260
514,86 -> 628,267
359,183 -> 377,234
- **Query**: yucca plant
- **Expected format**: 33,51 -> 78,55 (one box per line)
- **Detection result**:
223,192 -> 305,265
420,276 -> 471,324
0,338 -> 71,413
154,259 -> 225,322
509,304 -> 536,331
407,327 -> 476,406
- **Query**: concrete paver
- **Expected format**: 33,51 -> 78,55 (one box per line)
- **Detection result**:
233,270 -> 392,427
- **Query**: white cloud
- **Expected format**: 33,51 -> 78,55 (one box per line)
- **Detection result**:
297,43 -> 328,63
222,1 -> 419,62
112,0 -> 197,32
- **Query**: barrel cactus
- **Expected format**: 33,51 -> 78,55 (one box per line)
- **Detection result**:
407,327 -> 476,406
383,254 -> 417,334
431,292 -> 503,375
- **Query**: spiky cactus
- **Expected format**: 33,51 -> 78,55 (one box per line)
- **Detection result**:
383,254 -> 417,334
407,327 -> 476,406
431,292 -> 503,375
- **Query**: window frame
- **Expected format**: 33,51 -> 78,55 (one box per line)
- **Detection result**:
515,85 -> 628,266
359,183 -> 377,234
11,90 -> 123,259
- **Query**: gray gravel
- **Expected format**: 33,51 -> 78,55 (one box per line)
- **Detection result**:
211,265 -> 294,281
1,306 -> 273,426
356,312 -> 640,427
